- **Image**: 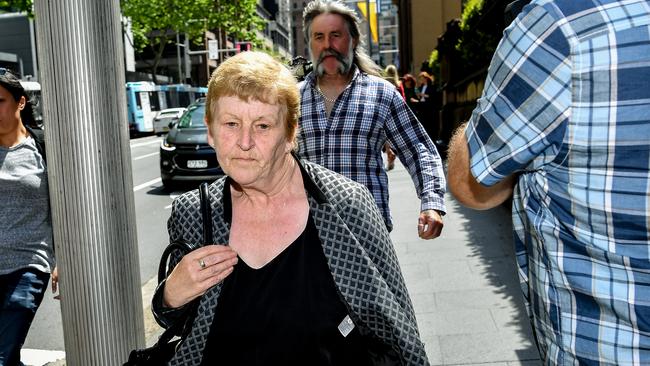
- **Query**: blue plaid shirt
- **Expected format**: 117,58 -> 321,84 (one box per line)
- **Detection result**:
466,0 -> 650,364
297,67 -> 446,230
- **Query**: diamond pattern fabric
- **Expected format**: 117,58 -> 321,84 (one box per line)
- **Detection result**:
155,159 -> 429,365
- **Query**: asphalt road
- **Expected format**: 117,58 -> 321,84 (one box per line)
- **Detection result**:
23,134 -> 197,352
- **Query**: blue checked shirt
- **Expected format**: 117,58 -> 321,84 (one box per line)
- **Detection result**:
465,0 -> 650,364
297,67 -> 446,230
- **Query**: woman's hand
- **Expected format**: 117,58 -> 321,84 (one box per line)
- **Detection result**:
52,267 -> 60,300
163,245 -> 238,309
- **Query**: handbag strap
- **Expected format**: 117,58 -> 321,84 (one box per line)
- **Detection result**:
199,182 -> 213,245
158,182 -> 213,283
154,182 -> 213,344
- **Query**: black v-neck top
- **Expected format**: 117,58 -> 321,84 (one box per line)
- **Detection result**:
199,217 -> 375,366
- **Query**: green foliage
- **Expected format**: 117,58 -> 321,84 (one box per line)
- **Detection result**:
120,0 -> 263,52
120,0 -> 264,82
455,0 -> 499,72
459,0 -> 483,32
428,49 -> 440,84
0,0 -> 33,17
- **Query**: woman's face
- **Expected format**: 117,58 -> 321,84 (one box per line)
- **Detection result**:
206,96 -> 293,188
0,85 -> 24,135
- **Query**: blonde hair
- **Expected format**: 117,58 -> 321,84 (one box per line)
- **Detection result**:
205,51 -> 300,140
383,64 -> 400,87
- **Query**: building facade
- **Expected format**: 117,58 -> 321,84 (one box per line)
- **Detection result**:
0,12 -> 38,79
393,0 -> 461,75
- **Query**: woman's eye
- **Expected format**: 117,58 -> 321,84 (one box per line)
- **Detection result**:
257,124 -> 270,130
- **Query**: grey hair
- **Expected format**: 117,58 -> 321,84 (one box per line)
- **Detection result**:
303,0 -> 382,77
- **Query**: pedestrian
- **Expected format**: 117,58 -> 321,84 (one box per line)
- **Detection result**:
0,68 -> 58,366
402,73 -> 419,111
383,64 -> 404,99
153,51 -> 430,365
298,0 -> 446,238
447,0 -> 650,364
381,64 -> 403,171
415,71 -> 438,141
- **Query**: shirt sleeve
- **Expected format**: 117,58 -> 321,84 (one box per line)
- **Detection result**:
466,3 -> 572,186
385,87 -> 447,214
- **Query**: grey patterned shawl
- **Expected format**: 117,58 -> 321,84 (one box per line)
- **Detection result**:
152,158 -> 430,365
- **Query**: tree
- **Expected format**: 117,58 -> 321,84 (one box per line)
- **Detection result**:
454,0 -> 500,72
0,0 -> 33,17
120,0 -> 263,83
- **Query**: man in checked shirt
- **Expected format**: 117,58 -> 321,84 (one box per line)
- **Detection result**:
448,0 -> 650,364
297,0 -> 446,239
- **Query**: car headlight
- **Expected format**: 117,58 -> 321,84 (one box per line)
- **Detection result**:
161,138 -> 176,151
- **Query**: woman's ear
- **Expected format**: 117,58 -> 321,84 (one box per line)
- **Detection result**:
18,96 -> 26,110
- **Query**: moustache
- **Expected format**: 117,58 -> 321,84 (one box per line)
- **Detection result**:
317,49 -> 346,65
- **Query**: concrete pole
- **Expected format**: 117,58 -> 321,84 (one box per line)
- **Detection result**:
33,1 -> 144,365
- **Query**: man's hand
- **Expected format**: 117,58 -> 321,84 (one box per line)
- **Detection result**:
418,209 -> 444,239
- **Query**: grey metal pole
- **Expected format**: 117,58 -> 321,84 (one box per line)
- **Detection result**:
184,35 -> 191,84
176,33 -> 183,83
33,1 -> 144,365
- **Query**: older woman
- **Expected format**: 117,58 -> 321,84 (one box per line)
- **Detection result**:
152,52 -> 429,365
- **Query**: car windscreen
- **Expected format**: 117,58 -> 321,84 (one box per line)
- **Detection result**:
177,104 -> 206,129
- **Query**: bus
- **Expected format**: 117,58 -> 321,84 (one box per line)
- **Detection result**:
125,81 -> 167,134
126,82 -> 207,134
162,84 -> 208,109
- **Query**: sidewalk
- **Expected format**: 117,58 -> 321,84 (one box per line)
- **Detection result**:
388,161 -> 540,365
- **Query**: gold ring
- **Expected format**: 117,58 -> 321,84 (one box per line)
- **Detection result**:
199,259 -> 206,269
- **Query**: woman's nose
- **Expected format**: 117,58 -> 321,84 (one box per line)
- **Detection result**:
237,128 -> 254,150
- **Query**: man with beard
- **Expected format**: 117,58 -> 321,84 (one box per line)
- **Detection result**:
296,0 -> 446,239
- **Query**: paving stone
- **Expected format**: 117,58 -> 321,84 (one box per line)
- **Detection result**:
417,308 -> 497,338
411,292 -> 437,314
439,330 -> 540,365
421,334 -> 443,365
434,288 -> 516,311
508,360 -> 543,366
401,261 -> 431,281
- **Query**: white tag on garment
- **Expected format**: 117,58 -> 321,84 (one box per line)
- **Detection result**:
338,315 -> 355,337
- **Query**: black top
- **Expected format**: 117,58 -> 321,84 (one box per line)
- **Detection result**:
200,217 -> 379,366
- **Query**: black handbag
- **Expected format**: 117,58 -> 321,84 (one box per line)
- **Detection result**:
124,182 -> 213,366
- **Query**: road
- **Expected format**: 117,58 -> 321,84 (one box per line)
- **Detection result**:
23,134 -> 191,354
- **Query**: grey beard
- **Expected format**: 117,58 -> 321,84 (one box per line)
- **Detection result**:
315,58 -> 351,76
310,46 -> 355,77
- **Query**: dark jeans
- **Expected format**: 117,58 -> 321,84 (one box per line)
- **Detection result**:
0,268 -> 49,366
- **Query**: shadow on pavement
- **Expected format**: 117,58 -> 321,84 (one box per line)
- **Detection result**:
388,160 -> 540,365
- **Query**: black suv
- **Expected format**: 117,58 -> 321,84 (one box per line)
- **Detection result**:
159,101 -> 223,188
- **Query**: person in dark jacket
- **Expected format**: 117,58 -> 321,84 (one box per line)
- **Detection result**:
415,71 -> 438,141
0,68 -> 58,366
152,51 -> 429,365
402,73 -> 419,112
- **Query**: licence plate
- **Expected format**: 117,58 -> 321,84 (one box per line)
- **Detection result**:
187,160 -> 208,168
